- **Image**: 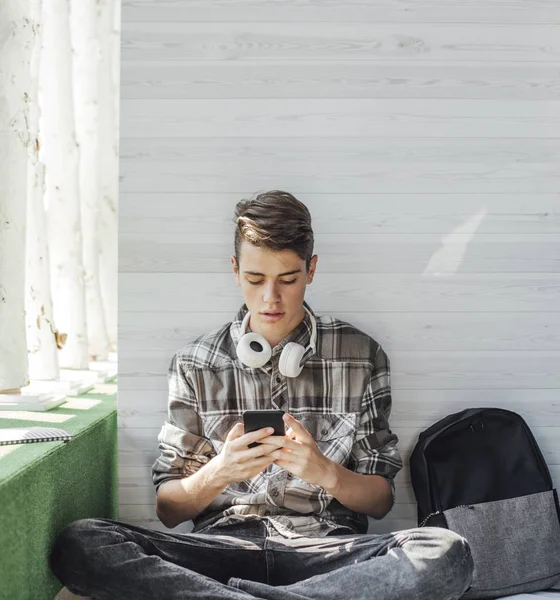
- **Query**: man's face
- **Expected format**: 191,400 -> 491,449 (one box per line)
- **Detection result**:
231,240 -> 318,346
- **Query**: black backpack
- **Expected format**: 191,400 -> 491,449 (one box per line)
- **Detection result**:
410,407 -> 560,599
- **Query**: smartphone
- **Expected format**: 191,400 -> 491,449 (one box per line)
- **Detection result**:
243,409 -> 286,448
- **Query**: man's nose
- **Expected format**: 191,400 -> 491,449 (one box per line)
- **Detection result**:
262,282 -> 281,303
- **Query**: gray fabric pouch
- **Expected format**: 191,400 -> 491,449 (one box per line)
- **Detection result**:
443,489 -> 560,599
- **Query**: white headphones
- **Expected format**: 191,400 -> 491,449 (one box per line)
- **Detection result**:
236,306 -> 318,378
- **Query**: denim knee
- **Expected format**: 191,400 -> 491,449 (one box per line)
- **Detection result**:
49,518 -> 110,580
426,527 -> 474,594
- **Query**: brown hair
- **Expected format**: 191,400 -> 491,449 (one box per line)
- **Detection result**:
234,190 -> 314,271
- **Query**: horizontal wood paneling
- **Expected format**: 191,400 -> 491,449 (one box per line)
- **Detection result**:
121,99 -> 560,138
120,22 -> 560,62
118,138 -> 560,194
121,1 -> 560,24
121,61 -> 560,101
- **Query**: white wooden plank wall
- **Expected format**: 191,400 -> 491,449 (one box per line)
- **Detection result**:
119,0 -> 560,536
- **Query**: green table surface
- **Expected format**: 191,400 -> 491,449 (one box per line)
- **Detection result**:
0,382 -> 118,600
0,383 -> 117,481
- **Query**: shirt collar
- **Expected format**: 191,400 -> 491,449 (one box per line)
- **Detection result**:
230,300 -> 317,370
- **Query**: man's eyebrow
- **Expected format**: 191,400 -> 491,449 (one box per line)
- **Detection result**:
243,269 -> 302,277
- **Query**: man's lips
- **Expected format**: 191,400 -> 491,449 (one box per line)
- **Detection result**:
261,311 -> 284,315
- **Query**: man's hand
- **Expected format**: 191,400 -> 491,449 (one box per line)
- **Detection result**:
212,423 -> 279,486
261,413 -> 335,488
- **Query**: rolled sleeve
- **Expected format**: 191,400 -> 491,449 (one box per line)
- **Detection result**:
151,353 -> 217,494
349,346 -> 403,502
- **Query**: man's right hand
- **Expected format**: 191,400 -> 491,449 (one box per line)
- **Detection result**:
212,423 -> 280,486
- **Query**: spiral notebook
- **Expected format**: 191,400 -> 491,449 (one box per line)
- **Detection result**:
0,426 -> 73,446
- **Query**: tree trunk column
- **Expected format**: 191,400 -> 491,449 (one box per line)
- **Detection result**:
26,0 -> 61,381
0,0 -> 36,392
97,0 -> 120,354
70,0 -> 110,361
40,0 -> 89,370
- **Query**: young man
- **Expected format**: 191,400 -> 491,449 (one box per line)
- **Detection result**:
49,191 -> 473,600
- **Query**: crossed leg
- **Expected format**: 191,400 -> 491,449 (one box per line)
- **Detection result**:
49,518 -> 472,600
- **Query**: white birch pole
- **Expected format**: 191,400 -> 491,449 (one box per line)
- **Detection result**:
0,0 -> 35,392
40,0 -> 89,370
97,0 -> 120,354
25,0 -> 61,381
70,0 -> 110,361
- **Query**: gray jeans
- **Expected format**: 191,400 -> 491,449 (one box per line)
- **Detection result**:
49,517 -> 473,600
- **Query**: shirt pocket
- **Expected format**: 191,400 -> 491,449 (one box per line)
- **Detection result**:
296,412 -> 358,467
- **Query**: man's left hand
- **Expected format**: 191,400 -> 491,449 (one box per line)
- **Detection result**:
260,413 -> 335,488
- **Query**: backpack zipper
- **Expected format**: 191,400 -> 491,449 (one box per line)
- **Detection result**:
419,510 -> 441,528
420,505 -> 475,528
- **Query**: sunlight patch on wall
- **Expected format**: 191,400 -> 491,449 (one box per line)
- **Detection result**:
422,209 -> 487,277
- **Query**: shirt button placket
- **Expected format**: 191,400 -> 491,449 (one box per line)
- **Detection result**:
271,367 -> 286,411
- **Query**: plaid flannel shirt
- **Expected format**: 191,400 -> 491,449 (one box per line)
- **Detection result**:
152,300 -> 402,538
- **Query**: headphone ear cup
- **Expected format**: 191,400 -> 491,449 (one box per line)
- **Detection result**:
236,333 -> 272,368
279,342 -> 306,378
